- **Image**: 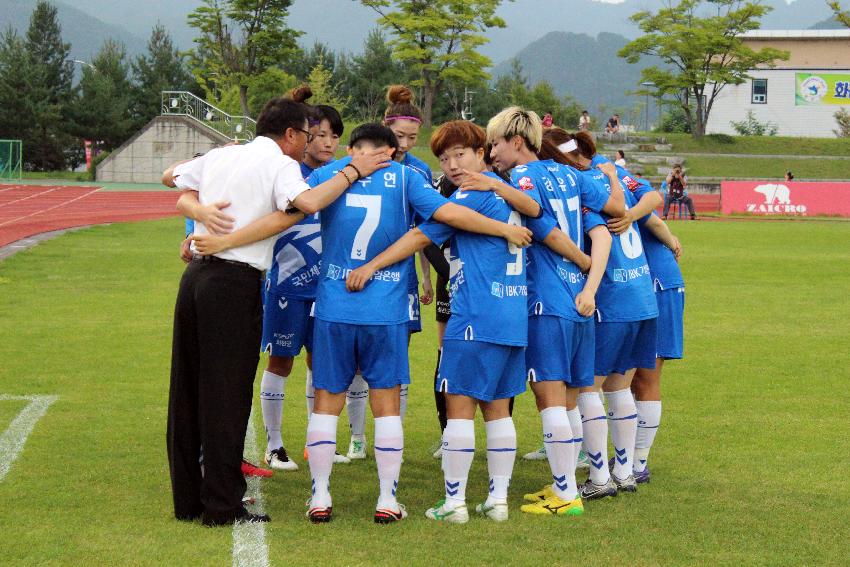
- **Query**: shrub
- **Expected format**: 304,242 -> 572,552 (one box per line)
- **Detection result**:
833,108 -> 850,138
731,111 -> 778,136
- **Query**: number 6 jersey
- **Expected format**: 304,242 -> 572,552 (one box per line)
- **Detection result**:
308,157 -> 448,325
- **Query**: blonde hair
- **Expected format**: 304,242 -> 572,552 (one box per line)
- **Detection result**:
486,106 -> 542,152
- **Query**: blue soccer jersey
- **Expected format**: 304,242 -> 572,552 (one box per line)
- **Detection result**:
513,160 -> 611,322
401,152 -> 433,185
583,189 -> 658,322
312,157 -> 448,325
419,175 -> 528,346
265,162 -> 323,300
400,153 -> 434,297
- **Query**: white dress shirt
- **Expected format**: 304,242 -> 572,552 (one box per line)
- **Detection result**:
174,136 -> 309,270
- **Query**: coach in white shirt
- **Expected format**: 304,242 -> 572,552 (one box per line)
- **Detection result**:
167,96 -> 388,526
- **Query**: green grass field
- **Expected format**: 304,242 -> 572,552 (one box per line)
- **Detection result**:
1,218 -> 849,566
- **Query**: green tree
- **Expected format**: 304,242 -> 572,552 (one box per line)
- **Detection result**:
0,30 -> 34,146
131,25 -> 198,129
24,1 -> 75,170
288,42 -> 336,81
619,0 -> 788,138
344,29 -> 407,120
306,56 -> 350,115
828,1 -> 850,26
68,40 -> 134,151
187,0 -> 302,116
361,0 -> 508,127
217,67 -> 297,117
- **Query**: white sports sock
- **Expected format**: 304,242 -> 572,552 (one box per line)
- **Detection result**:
540,407 -> 576,501
305,368 -> 314,416
346,373 -> 368,440
566,406 -> 583,467
578,391 -> 610,484
374,416 -> 404,509
634,400 -> 662,472
442,419 -> 475,508
485,417 -> 516,505
399,383 -> 409,422
306,413 -> 338,507
605,388 -> 638,480
260,370 -> 286,453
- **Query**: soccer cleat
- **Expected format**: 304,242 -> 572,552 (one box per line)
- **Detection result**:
576,449 -> 590,470
579,477 -> 618,500
264,447 -> 298,471
334,452 -> 351,464
347,437 -> 367,460
521,494 -> 584,516
307,506 -> 332,523
241,459 -> 273,478
430,441 -> 443,459
425,499 -> 469,524
522,444 -> 547,460
612,474 -> 637,493
374,503 -> 408,524
634,466 -> 651,484
475,501 -> 509,522
523,484 -> 555,503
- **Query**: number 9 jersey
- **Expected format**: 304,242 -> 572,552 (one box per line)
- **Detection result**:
308,157 -> 448,325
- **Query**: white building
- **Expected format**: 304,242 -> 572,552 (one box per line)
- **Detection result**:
706,30 -> 850,138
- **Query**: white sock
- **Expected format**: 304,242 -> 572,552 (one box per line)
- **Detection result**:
485,417 -> 517,504
346,373 -> 368,440
566,406 -> 583,467
540,407 -> 576,501
305,368 -> 314,416
374,415 -> 404,510
399,383 -> 409,422
306,413 -> 338,507
634,400 -> 662,472
579,391 -> 610,484
442,419 -> 474,508
260,370 -> 286,453
605,388 -> 638,480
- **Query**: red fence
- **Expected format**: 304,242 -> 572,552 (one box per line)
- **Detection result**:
721,181 -> 850,217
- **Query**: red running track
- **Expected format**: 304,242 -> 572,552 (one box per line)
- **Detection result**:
0,184 -> 179,247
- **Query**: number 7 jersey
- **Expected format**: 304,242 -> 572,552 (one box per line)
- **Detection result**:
308,157 -> 448,325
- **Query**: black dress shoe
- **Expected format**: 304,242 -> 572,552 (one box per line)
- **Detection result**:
202,507 -> 271,527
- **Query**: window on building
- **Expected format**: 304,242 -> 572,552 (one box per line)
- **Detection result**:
752,79 -> 767,104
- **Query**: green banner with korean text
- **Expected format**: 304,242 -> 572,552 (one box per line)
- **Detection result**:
795,73 -> 850,106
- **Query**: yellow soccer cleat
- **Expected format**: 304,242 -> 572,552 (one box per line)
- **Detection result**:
520,495 -> 585,517
523,484 -> 555,503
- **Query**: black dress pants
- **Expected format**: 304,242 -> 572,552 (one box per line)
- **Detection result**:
167,257 -> 262,522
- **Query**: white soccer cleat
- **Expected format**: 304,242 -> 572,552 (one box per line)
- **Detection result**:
347,437 -> 367,460
522,445 -> 547,461
425,499 -> 469,524
432,446 -> 443,459
333,451 -> 351,464
475,501 -> 508,522
264,447 -> 298,471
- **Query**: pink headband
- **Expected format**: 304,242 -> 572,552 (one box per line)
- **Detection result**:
386,115 -> 422,124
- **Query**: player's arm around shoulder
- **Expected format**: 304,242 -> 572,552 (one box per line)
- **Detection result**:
596,161 -> 626,217
458,169 -> 542,218
346,228 -> 433,292
643,214 -> 682,259
431,197 -> 531,248
577,224 -> 613,316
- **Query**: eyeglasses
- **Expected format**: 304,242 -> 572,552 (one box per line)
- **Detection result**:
292,127 -> 314,143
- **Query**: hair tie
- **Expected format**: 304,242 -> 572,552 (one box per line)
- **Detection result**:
558,140 -> 578,153
386,115 -> 422,124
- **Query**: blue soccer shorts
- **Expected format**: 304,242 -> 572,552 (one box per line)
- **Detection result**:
655,287 -> 685,360
594,318 -> 658,376
437,339 -> 526,402
526,315 -> 595,388
261,290 -> 314,357
312,319 -> 410,394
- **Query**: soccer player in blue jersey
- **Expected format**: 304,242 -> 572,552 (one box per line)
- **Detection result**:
344,85 -> 436,460
604,164 -> 684,485
258,88 -> 349,472
468,109 -> 624,517
304,123 -> 532,524
345,119 -> 558,525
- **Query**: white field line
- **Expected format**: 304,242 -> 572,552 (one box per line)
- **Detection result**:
232,407 -> 270,567
0,187 -> 61,209
0,187 -> 100,228
0,395 -> 58,482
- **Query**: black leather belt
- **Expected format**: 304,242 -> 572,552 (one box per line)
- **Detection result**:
192,254 -> 259,272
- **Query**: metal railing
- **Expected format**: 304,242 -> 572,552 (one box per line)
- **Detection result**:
161,91 -> 256,142
0,140 -> 23,180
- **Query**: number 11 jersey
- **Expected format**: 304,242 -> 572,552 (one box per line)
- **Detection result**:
309,157 -> 448,325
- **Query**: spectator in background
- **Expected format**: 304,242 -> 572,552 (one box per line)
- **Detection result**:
542,112 -> 554,128
605,114 -> 620,134
615,150 -> 626,168
579,110 -> 591,131
663,164 -> 696,220
785,171 -> 794,182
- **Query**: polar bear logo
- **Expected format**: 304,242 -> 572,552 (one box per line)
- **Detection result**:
754,184 -> 791,205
